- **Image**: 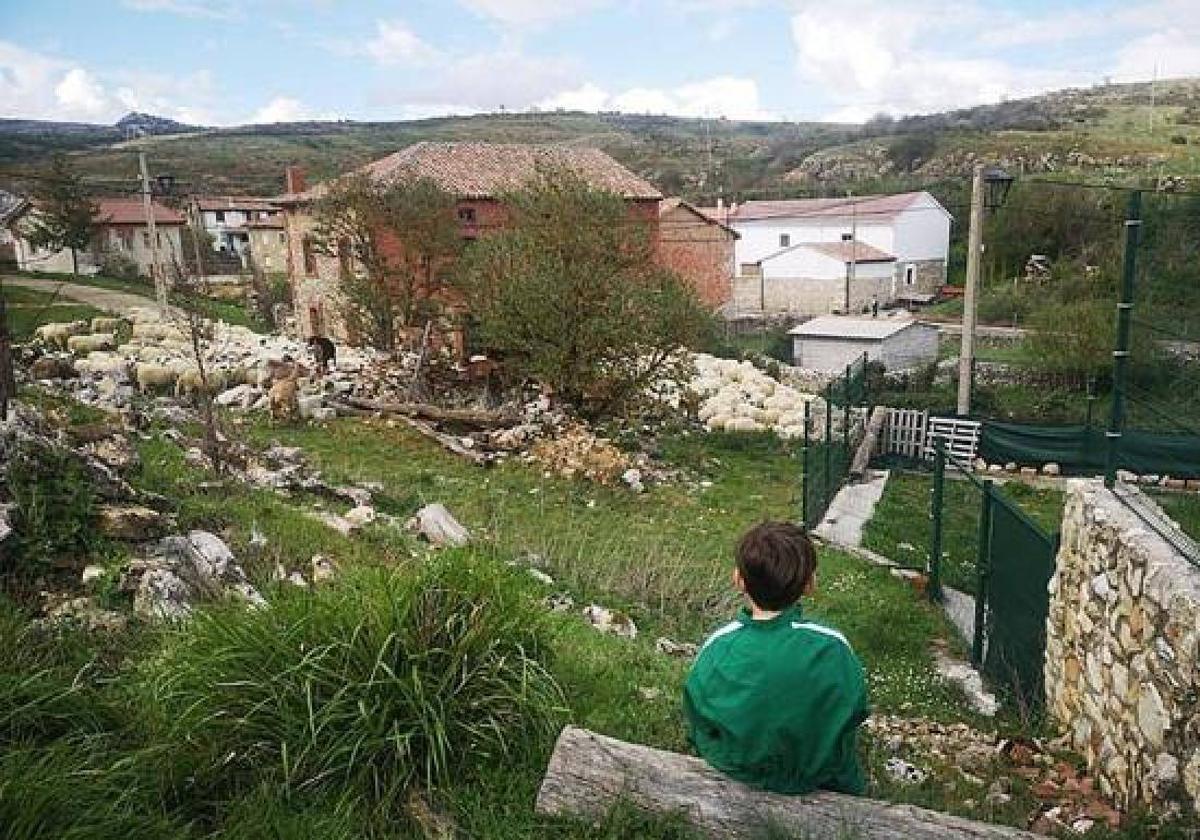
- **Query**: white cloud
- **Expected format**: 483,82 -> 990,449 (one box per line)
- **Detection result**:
54,68 -> 108,117
458,0 -> 608,27
789,1 -> 1090,121
1112,28 -> 1200,82
113,69 -> 218,124
250,96 -> 339,124
365,19 -> 441,65
382,49 -> 579,112
121,0 -> 242,20
541,76 -> 772,120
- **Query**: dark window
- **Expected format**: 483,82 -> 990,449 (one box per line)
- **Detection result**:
302,237 -> 317,277
778,233 -> 790,248
905,264 -> 916,285
142,231 -> 151,247
215,210 -> 225,222
841,233 -> 853,241
458,207 -> 476,224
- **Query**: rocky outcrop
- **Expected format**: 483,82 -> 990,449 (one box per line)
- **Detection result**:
124,530 -> 264,621
1045,481 -> 1200,814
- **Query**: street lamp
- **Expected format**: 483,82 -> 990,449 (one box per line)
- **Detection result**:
956,163 -> 1015,416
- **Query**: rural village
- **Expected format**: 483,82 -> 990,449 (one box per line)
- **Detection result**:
2,4 -> 1200,840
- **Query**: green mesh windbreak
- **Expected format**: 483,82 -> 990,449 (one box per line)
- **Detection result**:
979,422 -> 1200,478
982,495 -> 1058,709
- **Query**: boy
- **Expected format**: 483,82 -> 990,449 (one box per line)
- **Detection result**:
684,521 -> 869,795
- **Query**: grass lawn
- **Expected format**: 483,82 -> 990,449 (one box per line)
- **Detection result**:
10,270 -> 264,330
1,281 -> 104,341
862,470 -> 1066,595
1148,490 -> 1200,543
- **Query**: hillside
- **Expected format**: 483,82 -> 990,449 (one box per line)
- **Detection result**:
2,78 -> 1200,199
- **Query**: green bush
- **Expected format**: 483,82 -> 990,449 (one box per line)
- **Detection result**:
4,441 -> 97,588
139,555 -> 564,811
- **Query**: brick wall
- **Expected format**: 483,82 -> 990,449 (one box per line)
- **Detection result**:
655,203 -> 734,308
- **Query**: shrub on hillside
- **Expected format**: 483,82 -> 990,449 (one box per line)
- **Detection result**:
3,440 -> 97,589
140,555 -> 564,810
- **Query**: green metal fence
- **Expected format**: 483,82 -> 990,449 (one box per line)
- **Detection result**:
801,353 -> 870,530
929,438 -> 1060,709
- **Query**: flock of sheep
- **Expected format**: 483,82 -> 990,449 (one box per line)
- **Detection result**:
689,354 -> 838,441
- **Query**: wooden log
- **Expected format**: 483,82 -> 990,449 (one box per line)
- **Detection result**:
850,405 -> 888,480
536,727 -> 1040,840
339,396 -> 517,428
399,415 -> 490,466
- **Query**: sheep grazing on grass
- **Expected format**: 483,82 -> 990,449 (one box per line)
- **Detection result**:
175,367 -> 235,401
77,352 -> 132,380
34,320 -> 89,349
135,362 -> 178,394
90,316 -> 124,334
66,333 -> 117,354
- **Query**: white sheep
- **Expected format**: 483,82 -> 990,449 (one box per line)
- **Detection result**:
66,333 -> 116,354
90,316 -> 124,334
135,362 -> 177,393
34,320 -> 89,349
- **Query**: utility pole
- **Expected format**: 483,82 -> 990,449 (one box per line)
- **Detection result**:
1105,190 -> 1142,488
846,194 -> 857,312
139,152 -> 167,312
956,163 -> 986,416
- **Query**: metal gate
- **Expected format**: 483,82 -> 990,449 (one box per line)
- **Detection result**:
979,487 -> 1059,709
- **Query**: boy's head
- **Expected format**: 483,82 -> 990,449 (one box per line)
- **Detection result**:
734,521 -> 818,611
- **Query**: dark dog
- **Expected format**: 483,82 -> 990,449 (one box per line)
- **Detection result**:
307,335 -> 336,374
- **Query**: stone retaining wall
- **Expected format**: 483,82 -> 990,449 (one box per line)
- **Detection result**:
1045,481 -> 1200,815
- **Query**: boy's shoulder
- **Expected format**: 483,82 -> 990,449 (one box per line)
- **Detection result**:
697,614 -> 855,657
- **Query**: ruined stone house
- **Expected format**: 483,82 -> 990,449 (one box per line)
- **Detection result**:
275,141 -> 664,349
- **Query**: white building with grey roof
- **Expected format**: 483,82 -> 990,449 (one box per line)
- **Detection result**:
789,314 -> 939,373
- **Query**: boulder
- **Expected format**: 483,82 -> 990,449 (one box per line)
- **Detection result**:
97,505 -> 164,541
582,604 -> 638,639
406,503 -> 470,547
1043,462 -> 1061,476
131,530 -> 265,621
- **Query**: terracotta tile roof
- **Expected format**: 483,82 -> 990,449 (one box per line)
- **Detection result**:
659,197 -> 739,238
702,192 -> 939,223
279,141 -> 662,203
194,195 -> 281,212
246,216 -> 284,229
96,197 -> 185,225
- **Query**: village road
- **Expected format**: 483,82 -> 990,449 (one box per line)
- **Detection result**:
2,275 -> 161,315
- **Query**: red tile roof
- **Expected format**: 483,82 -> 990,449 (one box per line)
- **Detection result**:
279,141 -> 662,203
760,240 -> 895,265
96,197 -> 185,225
194,196 -> 280,212
700,192 -> 937,224
246,216 -> 284,229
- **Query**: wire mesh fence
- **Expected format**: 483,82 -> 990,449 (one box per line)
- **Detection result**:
800,353 -> 870,531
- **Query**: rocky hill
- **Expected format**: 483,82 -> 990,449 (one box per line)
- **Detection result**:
2,77 -> 1199,199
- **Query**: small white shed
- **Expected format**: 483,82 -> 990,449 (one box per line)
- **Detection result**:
789,315 -> 938,373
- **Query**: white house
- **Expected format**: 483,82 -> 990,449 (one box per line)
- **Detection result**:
704,191 -> 952,315
189,196 -> 282,261
789,314 -> 939,373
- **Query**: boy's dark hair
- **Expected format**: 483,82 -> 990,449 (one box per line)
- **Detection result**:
735,521 -> 817,611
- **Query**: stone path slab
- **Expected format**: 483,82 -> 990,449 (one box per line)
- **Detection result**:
813,469 -> 889,547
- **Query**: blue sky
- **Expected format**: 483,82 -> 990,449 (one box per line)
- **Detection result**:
2,0 -> 1198,126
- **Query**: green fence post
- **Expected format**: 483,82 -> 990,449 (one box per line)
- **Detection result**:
972,480 -> 993,666
802,400 -> 811,528
823,382 -> 833,515
1105,189 -> 1142,488
842,363 -> 851,471
929,437 -> 945,602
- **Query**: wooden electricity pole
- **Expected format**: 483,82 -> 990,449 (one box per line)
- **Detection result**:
845,195 -> 857,312
956,163 -> 985,416
139,152 -> 167,312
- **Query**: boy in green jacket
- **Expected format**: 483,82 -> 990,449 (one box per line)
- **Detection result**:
684,521 -> 869,795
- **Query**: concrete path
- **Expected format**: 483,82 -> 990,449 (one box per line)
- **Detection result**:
813,469 -> 889,547
3,275 -> 159,315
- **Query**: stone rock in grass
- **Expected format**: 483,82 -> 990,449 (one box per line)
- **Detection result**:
528,568 -> 554,586
933,647 -> 999,717
97,504 -> 164,541
81,564 -> 106,588
311,554 -> 337,583
39,594 -> 127,633
343,504 -> 377,528
406,503 -> 470,547
131,530 -> 265,621
544,592 -> 575,613
884,757 -> 927,785
655,636 -> 699,658
582,604 -> 637,639
0,504 -> 11,544
1043,462 -> 1061,476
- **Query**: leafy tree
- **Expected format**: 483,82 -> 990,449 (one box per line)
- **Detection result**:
311,174 -> 461,351
460,172 -> 709,415
23,156 -> 98,278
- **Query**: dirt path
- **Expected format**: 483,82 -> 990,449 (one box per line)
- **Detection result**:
2,275 -> 163,316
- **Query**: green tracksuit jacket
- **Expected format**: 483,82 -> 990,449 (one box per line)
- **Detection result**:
683,604 -> 869,795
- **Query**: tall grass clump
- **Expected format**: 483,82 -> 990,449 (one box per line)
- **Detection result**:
139,552 -> 565,813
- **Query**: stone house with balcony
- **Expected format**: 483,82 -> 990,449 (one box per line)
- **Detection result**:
275,141 -> 663,346
188,196 -> 283,267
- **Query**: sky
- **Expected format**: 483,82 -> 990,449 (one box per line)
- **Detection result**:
2,0 -> 1200,127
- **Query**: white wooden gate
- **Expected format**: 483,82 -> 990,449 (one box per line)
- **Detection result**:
877,409 -> 982,463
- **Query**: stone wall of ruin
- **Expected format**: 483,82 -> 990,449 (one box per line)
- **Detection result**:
1045,481 -> 1200,815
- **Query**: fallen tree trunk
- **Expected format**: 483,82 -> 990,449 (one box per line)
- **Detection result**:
536,727 -> 1039,840
398,416 -> 490,466
339,397 -> 516,428
850,405 -> 888,480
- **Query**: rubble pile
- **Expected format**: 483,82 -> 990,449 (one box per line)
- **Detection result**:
866,715 -> 1123,834
688,353 -> 837,441
528,424 -> 632,484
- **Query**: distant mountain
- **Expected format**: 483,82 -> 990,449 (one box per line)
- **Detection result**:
115,111 -> 202,138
